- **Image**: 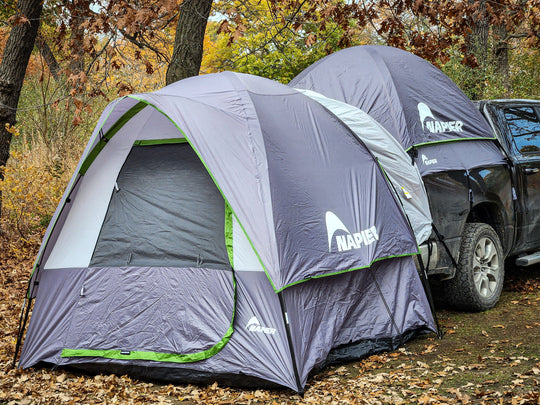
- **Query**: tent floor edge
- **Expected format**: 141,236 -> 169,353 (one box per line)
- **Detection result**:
315,327 -> 425,373
31,361 -> 287,390
277,291 -> 304,395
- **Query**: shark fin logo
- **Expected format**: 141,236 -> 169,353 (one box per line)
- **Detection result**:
325,211 -> 351,251
325,211 -> 379,253
417,102 -> 464,133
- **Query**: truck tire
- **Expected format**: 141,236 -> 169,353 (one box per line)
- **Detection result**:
443,223 -> 505,311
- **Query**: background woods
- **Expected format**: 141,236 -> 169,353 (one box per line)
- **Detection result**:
0,1 -> 539,403
0,0 -> 539,254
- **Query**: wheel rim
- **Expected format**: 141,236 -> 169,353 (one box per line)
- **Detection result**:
472,236 -> 500,299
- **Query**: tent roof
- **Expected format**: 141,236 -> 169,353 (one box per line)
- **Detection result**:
298,89 -> 432,244
32,71 -> 419,295
290,45 -> 496,151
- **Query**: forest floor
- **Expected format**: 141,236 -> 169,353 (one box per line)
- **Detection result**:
1,242 -> 538,404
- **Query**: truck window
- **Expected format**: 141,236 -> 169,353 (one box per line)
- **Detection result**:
503,106 -> 540,154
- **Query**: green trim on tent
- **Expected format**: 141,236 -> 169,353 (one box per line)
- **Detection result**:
225,202 -> 234,268
62,270 -> 237,364
79,101 -> 148,175
405,136 -> 497,152
133,138 -> 187,146
275,252 -> 419,292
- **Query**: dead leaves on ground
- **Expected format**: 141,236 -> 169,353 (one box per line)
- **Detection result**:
1,245 -> 539,404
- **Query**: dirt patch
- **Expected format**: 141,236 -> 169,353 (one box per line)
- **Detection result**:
1,251 -> 539,404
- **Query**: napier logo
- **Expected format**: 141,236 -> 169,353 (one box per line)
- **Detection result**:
325,211 -> 379,253
417,102 -> 464,133
421,154 -> 438,166
245,316 -> 277,335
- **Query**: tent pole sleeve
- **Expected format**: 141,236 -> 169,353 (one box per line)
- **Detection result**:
13,296 -> 32,368
416,254 -> 443,339
277,292 -> 303,395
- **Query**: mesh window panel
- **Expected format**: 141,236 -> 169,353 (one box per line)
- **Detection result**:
90,143 -> 229,269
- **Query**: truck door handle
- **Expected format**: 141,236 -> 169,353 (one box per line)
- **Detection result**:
524,167 -> 539,175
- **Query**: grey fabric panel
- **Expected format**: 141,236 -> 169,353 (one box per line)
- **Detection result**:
21,268 -> 298,390
251,92 -> 418,288
21,267 -> 234,366
290,45 -> 494,150
19,268 -> 88,368
62,267 -> 234,355
90,144 -> 229,269
415,140 -> 506,176
282,256 -> 436,386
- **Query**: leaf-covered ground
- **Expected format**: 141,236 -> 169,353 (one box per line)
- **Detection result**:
1,243 -> 538,404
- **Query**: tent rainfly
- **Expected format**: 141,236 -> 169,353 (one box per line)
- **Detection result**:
289,45 -> 506,176
16,72 -> 436,392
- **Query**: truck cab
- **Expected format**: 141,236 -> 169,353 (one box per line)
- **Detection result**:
480,100 -> 540,257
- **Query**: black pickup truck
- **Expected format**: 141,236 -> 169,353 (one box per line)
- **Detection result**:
423,99 -> 540,311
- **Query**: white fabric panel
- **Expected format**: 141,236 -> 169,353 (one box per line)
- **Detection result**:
299,89 -> 433,244
44,106 -> 184,269
232,216 -> 265,272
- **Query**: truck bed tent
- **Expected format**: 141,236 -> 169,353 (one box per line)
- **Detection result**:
17,72 -> 436,392
290,45 -> 506,175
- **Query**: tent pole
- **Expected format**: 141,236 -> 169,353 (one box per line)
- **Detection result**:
368,267 -> 403,343
416,252 -> 443,339
431,223 -> 459,270
277,292 -> 303,396
13,296 -> 32,368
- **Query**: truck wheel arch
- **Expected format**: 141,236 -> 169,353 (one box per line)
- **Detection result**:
466,201 -> 510,255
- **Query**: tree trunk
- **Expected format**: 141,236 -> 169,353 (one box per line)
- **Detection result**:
493,24 -> 510,95
35,34 -> 61,81
0,0 -> 43,219
166,0 -> 213,85
466,0 -> 489,66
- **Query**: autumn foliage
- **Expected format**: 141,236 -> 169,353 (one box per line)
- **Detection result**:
0,1 -> 539,403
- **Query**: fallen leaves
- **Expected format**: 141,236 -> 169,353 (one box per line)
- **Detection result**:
1,239 -> 539,404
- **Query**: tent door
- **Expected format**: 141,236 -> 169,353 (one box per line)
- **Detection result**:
61,141 -> 235,363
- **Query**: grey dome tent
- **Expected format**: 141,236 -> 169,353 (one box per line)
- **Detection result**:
17,72 -> 436,392
289,45 -> 506,175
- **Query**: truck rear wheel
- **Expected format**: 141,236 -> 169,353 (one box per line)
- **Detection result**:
443,223 -> 504,311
